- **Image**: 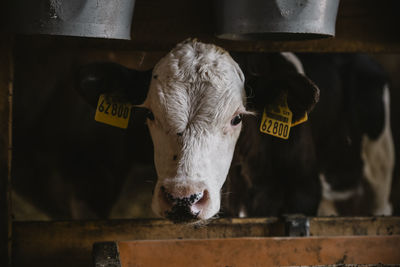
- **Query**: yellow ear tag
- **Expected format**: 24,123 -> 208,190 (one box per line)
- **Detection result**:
260,95 -> 292,139
291,112 -> 308,127
94,94 -> 132,129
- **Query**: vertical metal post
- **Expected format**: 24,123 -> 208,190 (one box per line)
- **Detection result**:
0,36 -> 13,267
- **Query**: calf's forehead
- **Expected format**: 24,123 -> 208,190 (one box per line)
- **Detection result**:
145,41 -> 246,130
153,41 -> 243,85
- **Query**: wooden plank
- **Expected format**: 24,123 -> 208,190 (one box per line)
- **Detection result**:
12,0 -> 400,52
310,217 -> 400,236
288,266 -> 397,267
12,217 -> 400,267
117,236 -> 400,266
0,36 -> 13,267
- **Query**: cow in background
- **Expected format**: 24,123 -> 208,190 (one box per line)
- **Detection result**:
304,54 -> 394,216
371,54 -> 400,216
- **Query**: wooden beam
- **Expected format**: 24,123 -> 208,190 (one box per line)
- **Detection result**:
0,37 -> 13,267
93,238 -> 400,267
12,0 -> 400,52
310,217 -> 400,236
116,236 -> 400,266
12,217 -> 400,267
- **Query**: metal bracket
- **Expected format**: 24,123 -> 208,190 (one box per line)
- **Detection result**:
93,242 -> 122,267
284,215 -> 310,237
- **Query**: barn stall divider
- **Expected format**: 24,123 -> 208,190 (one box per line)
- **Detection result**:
1,0 -> 400,266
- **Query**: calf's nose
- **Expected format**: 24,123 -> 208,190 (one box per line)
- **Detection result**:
160,186 -> 208,223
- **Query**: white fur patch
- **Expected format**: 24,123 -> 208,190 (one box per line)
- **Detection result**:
281,52 -> 305,74
318,173 -> 361,216
318,85 -> 395,216
238,205 -> 247,218
361,84 -> 394,215
319,173 -> 363,202
317,197 -> 339,217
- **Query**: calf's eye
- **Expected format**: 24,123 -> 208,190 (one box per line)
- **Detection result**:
146,110 -> 155,121
231,114 -> 242,126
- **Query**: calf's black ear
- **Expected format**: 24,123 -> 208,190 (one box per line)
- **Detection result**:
76,62 -> 153,108
285,73 -> 320,123
247,72 -> 320,123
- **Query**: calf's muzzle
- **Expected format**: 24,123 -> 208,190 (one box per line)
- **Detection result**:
160,186 -> 208,223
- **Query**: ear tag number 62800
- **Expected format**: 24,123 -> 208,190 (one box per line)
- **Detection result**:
95,94 -> 132,129
260,97 -> 292,139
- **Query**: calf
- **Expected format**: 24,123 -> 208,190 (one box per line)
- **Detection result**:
78,40 -> 319,222
78,41 -> 394,222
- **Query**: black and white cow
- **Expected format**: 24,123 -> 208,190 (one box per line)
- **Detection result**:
302,54 -> 394,216
78,40 -> 394,222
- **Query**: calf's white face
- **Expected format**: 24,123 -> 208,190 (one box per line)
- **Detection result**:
142,40 -> 248,222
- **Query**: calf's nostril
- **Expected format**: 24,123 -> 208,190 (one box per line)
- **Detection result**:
189,191 -> 203,205
195,190 -> 208,205
192,190 -> 208,211
160,186 -> 175,206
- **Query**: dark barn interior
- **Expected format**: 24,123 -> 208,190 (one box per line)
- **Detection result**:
1,0 -> 400,266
